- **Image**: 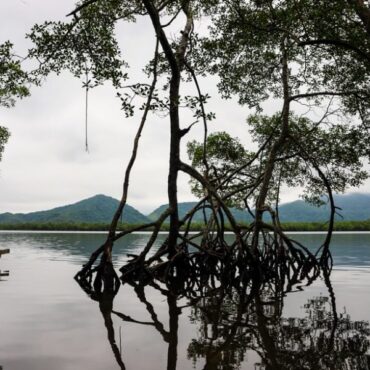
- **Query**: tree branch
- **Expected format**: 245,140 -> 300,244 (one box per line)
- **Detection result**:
298,38 -> 370,63
290,90 -> 365,101
66,0 -> 101,17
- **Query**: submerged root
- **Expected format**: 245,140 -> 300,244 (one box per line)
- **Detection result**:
132,229 -> 319,285
76,254 -> 121,297
75,223 -> 329,299
75,245 -> 363,370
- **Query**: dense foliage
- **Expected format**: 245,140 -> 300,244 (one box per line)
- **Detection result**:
0,41 -> 32,162
0,126 -> 10,162
189,115 -> 370,208
0,41 -> 30,108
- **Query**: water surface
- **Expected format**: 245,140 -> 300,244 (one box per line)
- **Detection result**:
0,232 -> 370,369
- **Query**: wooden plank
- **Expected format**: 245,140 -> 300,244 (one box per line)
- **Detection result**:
0,249 -> 10,257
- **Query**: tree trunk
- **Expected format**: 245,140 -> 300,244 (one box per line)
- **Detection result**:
143,0 -> 193,256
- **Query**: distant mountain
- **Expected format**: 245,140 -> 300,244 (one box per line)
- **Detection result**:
1,193 -> 369,226
278,193 -> 370,222
0,195 -> 150,225
148,193 -> 370,223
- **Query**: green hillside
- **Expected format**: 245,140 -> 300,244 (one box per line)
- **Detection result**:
148,193 -> 370,223
0,194 -> 150,225
278,193 -> 370,222
1,193 -> 369,227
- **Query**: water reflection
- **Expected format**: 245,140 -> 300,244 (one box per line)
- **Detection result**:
82,279 -> 180,370
188,286 -> 370,370
2,232 -> 370,369
99,291 -> 126,370
126,282 -> 179,370
1,231 -> 370,266
78,269 -> 370,370
0,232 -> 168,266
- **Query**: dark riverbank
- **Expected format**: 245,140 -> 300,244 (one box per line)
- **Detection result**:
1,220 -> 370,232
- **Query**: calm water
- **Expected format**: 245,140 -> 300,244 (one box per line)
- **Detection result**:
0,231 -> 370,369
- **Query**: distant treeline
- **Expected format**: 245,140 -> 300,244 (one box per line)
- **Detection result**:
0,220 -> 370,232
279,221 -> 370,232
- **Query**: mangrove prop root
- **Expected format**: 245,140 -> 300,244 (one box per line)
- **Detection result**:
76,220 -> 328,294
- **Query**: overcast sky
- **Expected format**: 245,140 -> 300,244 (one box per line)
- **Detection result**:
0,0 -> 369,215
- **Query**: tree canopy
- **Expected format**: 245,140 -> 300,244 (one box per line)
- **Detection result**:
188,113 -> 369,209
0,41 -> 33,162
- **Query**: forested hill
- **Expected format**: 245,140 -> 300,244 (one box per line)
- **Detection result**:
278,193 -> 370,222
1,193 -> 369,226
0,194 -> 150,224
148,193 -> 370,223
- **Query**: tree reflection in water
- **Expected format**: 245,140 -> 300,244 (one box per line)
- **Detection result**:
77,269 -> 370,370
188,283 -> 370,370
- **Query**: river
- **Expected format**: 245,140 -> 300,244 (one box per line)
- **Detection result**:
0,231 -> 369,369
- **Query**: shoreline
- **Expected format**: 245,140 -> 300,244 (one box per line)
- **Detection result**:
1,230 -> 370,235
1,220 -> 370,233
